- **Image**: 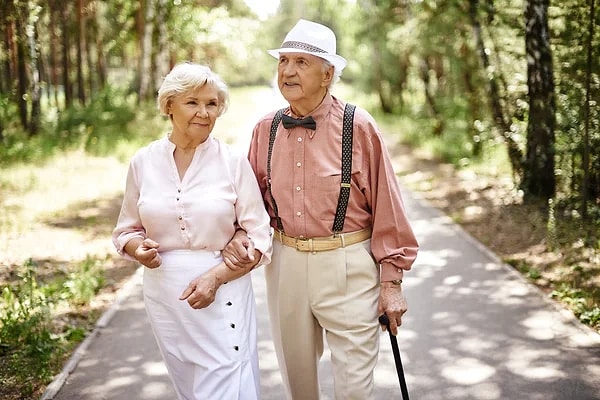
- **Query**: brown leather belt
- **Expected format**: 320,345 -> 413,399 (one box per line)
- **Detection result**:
273,228 -> 372,252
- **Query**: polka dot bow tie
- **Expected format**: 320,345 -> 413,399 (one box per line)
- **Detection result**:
282,114 -> 317,130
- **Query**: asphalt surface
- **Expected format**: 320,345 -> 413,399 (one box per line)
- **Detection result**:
41,184 -> 600,400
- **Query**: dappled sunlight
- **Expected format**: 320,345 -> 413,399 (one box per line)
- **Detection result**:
142,361 -> 168,376
394,189 -> 600,399
506,346 -> 566,379
441,357 -> 496,385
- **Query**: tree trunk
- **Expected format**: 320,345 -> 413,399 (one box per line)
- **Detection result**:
420,56 -> 444,136
76,0 -> 86,105
522,0 -> 556,201
138,0 -> 156,102
15,5 -> 28,130
581,0 -> 596,218
154,0 -> 169,93
61,3 -> 73,108
469,0 -> 523,178
28,19 -> 42,136
48,0 -> 60,108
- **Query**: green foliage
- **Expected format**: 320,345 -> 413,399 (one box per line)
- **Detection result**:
551,282 -> 600,329
54,86 -> 137,155
0,85 -> 164,167
61,257 -> 106,306
0,256 -> 107,398
0,260 -> 61,396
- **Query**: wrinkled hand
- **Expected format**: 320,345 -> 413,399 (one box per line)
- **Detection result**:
135,238 -> 162,269
179,272 -> 221,309
222,230 -> 256,271
378,283 -> 407,336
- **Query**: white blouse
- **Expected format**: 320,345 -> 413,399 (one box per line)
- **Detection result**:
112,135 -> 272,264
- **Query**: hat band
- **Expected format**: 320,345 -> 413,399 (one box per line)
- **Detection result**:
280,41 -> 327,54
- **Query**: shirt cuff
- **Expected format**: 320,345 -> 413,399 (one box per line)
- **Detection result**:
380,261 -> 405,283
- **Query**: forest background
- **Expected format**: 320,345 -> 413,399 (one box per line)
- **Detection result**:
0,0 -> 598,399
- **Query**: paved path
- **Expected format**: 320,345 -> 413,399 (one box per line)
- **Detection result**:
42,88 -> 600,399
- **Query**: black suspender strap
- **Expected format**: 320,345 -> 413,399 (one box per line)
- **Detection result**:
332,103 -> 356,233
267,104 -> 356,235
267,109 -> 285,232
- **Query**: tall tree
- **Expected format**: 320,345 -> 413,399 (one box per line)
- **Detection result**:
138,0 -> 156,102
61,2 -> 73,108
469,0 -> 524,178
28,6 -> 42,136
581,0 -> 597,218
76,0 -> 86,104
522,0 -> 556,200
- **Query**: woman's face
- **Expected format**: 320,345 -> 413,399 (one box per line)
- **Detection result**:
168,85 -> 220,145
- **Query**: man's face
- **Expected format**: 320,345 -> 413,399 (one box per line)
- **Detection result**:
276,52 -> 332,111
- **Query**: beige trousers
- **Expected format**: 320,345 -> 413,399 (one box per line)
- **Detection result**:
265,239 -> 380,400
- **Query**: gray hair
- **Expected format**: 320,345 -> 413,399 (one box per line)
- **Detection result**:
157,62 -> 229,116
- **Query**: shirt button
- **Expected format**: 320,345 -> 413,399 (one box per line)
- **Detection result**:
234,346 -> 239,351
296,211 -> 301,216
178,216 -> 183,220
297,137 -> 302,142
397,268 -> 402,273
176,197 -> 180,201
181,226 -> 185,230
296,186 -> 301,191
226,301 -> 232,306
296,162 -> 302,167
230,323 -> 236,329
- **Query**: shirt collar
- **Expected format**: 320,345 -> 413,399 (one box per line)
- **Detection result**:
285,93 -> 334,139
162,134 -> 214,152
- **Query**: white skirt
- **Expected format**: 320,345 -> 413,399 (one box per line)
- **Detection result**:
143,250 -> 260,400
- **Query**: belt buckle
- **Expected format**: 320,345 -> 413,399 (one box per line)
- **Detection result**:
294,237 -> 308,251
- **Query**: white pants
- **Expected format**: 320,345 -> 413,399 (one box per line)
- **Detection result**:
265,239 -> 381,400
143,250 -> 260,400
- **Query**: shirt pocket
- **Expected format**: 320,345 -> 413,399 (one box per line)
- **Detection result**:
311,174 -> 342,221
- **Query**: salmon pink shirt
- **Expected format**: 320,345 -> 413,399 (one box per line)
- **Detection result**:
113,136 -> 272,264
248,94 -> 418,281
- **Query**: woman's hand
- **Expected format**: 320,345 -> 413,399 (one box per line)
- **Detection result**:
179,271 -> 221,309
134,238 -> 162,269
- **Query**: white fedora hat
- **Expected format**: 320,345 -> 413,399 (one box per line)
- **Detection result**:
268,19 -> 347,73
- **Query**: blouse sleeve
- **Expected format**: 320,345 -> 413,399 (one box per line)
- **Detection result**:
112,158 -> 146,260
232,153 -> 273,267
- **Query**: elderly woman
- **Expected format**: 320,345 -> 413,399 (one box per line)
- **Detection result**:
112,62 -> 272,400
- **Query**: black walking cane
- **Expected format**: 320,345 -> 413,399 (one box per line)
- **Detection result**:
379,313 -> 410,400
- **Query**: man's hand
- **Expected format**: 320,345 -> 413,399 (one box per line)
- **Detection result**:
378,282 -> 407,336
223,229 -> 258,271
134,238 -> 162,269
179,271 -> 221,309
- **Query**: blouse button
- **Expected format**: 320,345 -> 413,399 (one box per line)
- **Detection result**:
296,211 -> 301,217
176,198 -> 180,201
296,162 -> 302,167
180,226 -> 185,230
178,189 -> 181,193
234,346 -> 239,351
230,323 -> 235,329
226,301 -> 232,306
178,216 -> 183,220
297,137 -> 302,142
296,186 -> 301,191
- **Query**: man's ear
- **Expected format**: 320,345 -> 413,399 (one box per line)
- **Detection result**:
322,65 -> 334,87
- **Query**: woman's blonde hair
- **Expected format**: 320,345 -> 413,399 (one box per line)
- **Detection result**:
157,62 -> 229,117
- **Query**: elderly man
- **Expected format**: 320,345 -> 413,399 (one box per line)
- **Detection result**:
225,19 -> 419,400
